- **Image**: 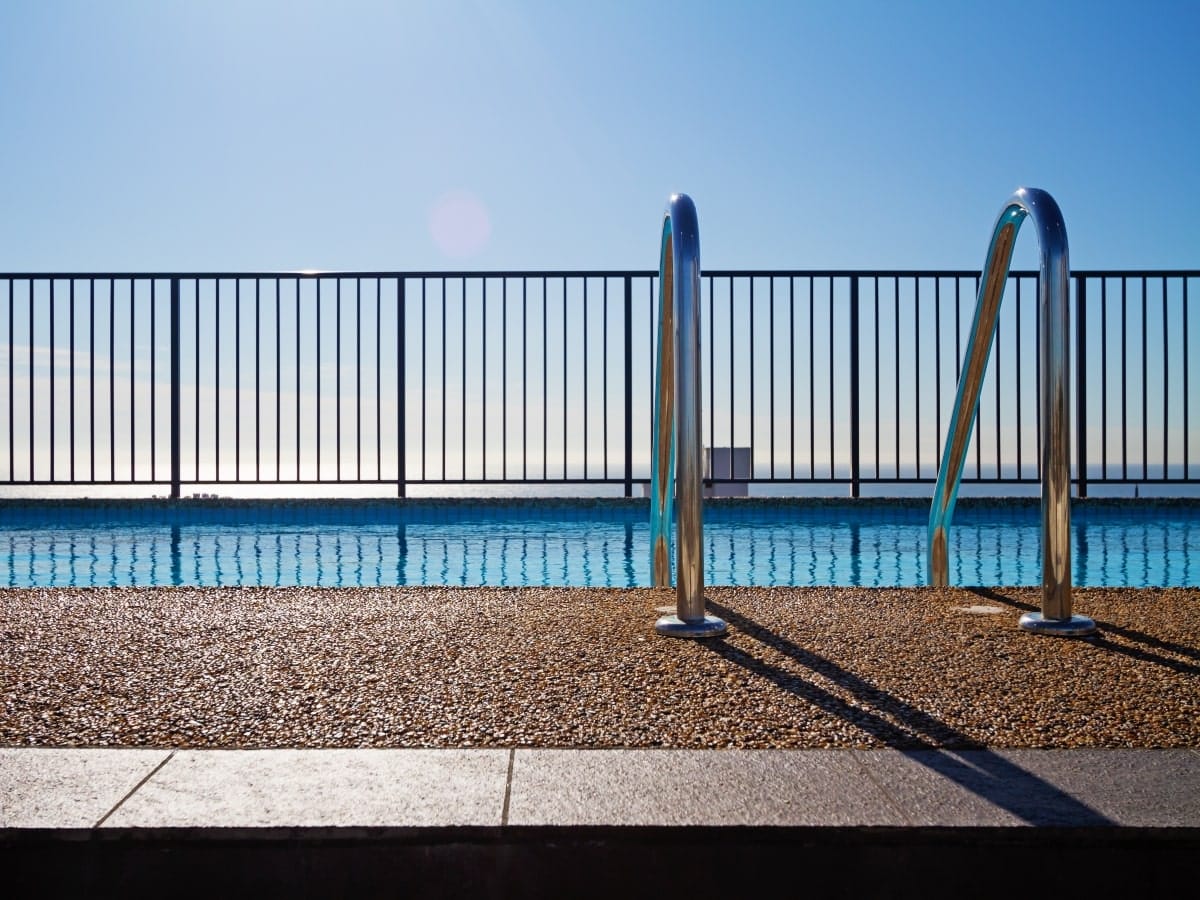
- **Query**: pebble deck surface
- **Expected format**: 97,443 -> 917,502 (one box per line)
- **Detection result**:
2,586 -> 1197,750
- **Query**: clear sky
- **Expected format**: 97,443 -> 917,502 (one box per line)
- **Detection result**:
1,0 -> 1197,274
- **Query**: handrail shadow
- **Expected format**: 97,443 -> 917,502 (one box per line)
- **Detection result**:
704,600 -> 1115,826
967,587 -> 1200,674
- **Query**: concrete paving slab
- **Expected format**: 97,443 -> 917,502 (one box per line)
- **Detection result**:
850,749 -> 1129,827
507,748 -> 905,826
0,748 -> 170,828
851,750 -> 1026,826
994,749 -> 1200,827
100,748 -> 509,828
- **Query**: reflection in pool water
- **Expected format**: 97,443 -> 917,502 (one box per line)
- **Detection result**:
0,499 -> 1195,589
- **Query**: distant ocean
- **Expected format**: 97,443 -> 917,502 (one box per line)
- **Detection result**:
1,478 -> 1196,502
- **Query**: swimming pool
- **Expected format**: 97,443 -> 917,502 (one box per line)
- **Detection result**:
0,498 -> 1195,589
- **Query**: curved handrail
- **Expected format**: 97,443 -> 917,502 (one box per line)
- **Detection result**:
651,194 -> 726,638
928,187 -> 1095,636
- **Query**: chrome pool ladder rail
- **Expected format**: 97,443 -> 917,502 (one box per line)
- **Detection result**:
928,187 -> 1095,636
650,194 -> 726,638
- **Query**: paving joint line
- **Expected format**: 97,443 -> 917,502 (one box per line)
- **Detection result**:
92,750 -> 176,829
500,748 -> 515,826
850,750 -> 913,826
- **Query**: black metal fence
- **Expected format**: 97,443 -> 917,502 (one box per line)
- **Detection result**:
1,269 -> 1196,496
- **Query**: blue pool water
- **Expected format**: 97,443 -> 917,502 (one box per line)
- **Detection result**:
0,499 -> 1196,589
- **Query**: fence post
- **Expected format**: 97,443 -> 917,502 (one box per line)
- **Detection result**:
624,275 -> 633,497
849,275 -> 861,498
397,277 -> 407,498
1075,275 -> 1087,499
170,277 -> 181,499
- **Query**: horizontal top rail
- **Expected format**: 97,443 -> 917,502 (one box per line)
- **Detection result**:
2,268 -> 1197,280
0,270 -> 662,280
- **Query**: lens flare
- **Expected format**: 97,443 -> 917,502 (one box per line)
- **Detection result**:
428,189 -> 491,259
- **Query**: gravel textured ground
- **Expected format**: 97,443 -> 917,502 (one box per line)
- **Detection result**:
1,586 -> 1197,750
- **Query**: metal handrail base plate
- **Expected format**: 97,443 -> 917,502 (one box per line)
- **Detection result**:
1018,611 -> 1098,637
655,614 -> 728,639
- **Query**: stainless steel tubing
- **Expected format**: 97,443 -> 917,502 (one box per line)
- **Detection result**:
928,187 -> 1095,636
652,194 -> 726,639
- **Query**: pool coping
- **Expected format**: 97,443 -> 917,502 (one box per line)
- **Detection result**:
5,746 -> 1199,831
4,747 -> 1199,897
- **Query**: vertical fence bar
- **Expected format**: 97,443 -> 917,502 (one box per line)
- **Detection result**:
255,278 -> 260,482
397,277 -> 406,497
96,283 -> 105,487
811,280 -> 820,480
1016,279 -> 1023,476
275,278 -> 281,482
749,278 -> 755,479
235,279 -> 241,482
214,279 -> 220,482
1033,272 -> 1041,479
436,282 -> 441,482
1162,276 -> 1168,479
50,280 -> 55,481
849,276 -> 861,497
420,280 -> 427,482
129,279 -> 136,483
503,278 -> 509,481
934,278 -> 942,464
1076,276 -> 1087,497
828,280 -> 834,480
483,278 -> 488,479
70,282 -> 76,482
602,280 -> 608,480
29,280 -> 35,481
109,281 -> 115,482
374,279 -> 380,481
1141,277 -> 1148,480
194,280 -> 200,482
769,277 -> 775,478
1101,278 -> 1108,477
730,277 -> 735,480
994,278 -> 1001,477
1121,278 -> 1128,479
336,278 -> 342,481
623,275 -> 633,496
895,276 -> 901,480
913,278 -> 919,478
316,278 -> 322,481
150,281 -> 157,483
522,277 -> 528,482
561,277 -> 567,480
701,277 -> 710,481
441,279 -> 446,479
170,278 -> 181,498
582,279 -> 587,479
7,279 -> 13,482
1180,280 -> 1190,482
873,278 -> 879,479
543,279 -> 548,480
976,274 -> 983,480
789,278 -> 795,478
356,278 -> 362,480
462,279 -> 468,481
295,278 -> 301,482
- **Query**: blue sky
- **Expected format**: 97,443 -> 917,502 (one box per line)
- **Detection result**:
1,0 -> 1197,274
